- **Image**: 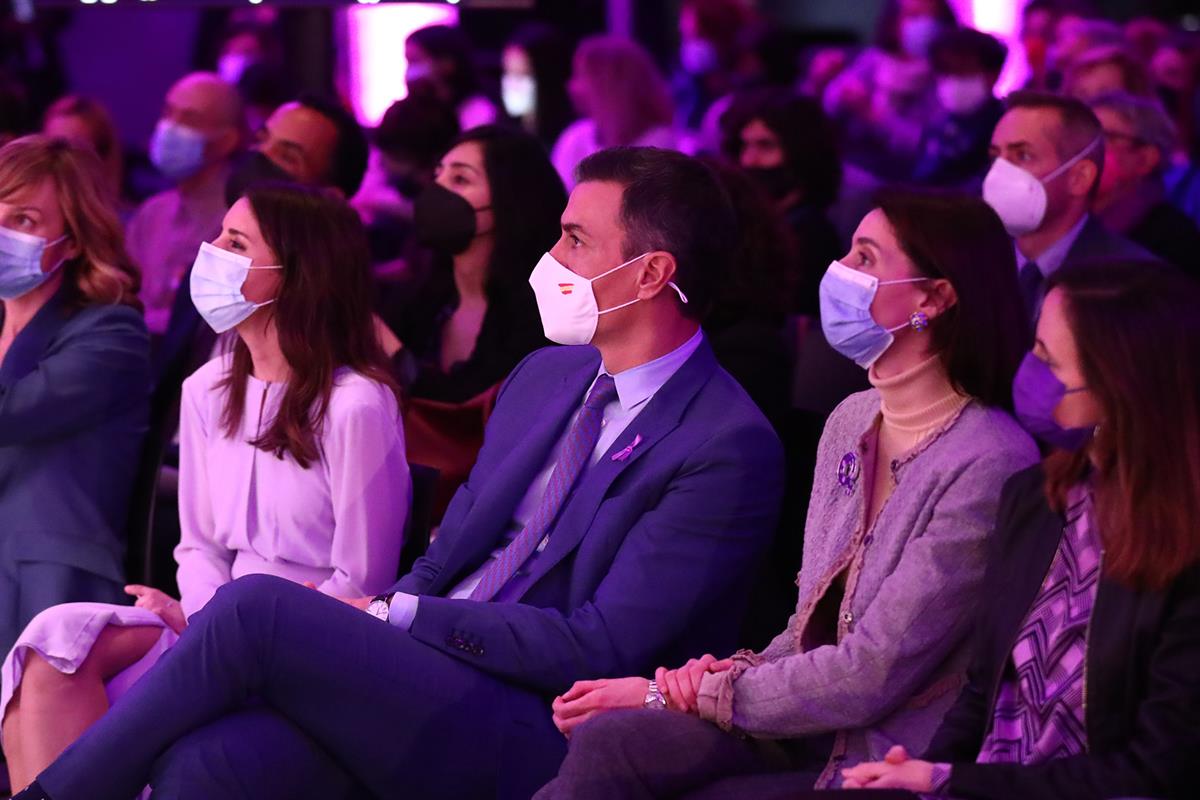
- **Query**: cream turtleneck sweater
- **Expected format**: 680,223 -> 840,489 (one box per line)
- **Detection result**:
864,354 -> 969,526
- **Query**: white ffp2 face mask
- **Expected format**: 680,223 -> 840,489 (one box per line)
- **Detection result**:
527,251 -> 688,346
982,136 -> 1102,236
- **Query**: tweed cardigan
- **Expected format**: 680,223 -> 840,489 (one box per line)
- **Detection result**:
696,388 -> 1039,787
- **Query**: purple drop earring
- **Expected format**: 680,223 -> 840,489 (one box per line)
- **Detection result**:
909,311 -> 929,332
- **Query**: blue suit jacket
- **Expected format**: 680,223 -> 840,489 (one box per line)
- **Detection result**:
391,338 -> 784,695
0,288 -> 150,584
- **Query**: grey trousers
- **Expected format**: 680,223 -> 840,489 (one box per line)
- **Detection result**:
534,707 -> 827,800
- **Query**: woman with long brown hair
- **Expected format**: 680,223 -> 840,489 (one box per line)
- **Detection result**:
0,183 -> 411,793
0,134 -> 148,657
833,259 -> 1200,799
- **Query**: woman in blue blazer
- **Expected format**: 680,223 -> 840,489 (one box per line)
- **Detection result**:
0,135 -> 149,657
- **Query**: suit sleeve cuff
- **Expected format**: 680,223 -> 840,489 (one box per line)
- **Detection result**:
388,592 -> 419,630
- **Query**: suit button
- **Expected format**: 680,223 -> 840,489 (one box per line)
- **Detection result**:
474,645 -> 485,656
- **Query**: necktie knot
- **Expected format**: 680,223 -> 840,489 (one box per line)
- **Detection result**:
584,374 -> 618,411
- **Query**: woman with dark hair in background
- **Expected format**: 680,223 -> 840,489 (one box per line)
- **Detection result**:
406,24 -> 498,132
538,189 -> 1038,799
0,183 -> 410,794
502,23 -> 576,150
823,0 -> 959,180
381,125 -> 564,405
837,261 -> 1200,800
721,88 -> 841,316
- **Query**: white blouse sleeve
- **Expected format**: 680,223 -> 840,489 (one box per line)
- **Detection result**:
316,387 -> 409,598
173,375 -> 235,618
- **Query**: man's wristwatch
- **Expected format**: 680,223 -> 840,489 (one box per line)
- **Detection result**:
365,592 -> 396,623
643,679 -> 667,711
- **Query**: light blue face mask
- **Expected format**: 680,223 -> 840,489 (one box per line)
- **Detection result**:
189,241 -> 282,334
819,260 -> 929,368
0,226 -> 69,300
150,119 -> 207,182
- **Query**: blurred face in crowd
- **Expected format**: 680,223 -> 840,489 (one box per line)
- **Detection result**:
989,107 -> 1097,229
501,45 -> 537,119
1068,61 -> 1128,102
1021,6 -> 1057,77
433,140 -> 495,237
0,178 -> 78,276
1095,106 -> 1161,201
405,41 -> 452,101
1034,287 -> 1103,430
254,102 -> 339,187
1151,45 -> 1190,93
738,119 -> 785,169
159,73 -> 240,162
210,197 -> 282,309
840,208 -> 948,334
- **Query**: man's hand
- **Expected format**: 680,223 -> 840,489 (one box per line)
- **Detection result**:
125,585 -> 187,634
654,653 -> 727,714
301,582 -> 371,611
841,746 -> 934,791
550,677 -> 650,739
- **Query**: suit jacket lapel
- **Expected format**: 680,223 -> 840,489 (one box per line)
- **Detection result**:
994,494 -> 1063,661
428,354 -> 600,595
0,286 -> 69,385
519,341 -> 719,591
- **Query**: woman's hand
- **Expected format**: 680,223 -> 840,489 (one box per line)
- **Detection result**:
654,654 -> 728,714
841,746 -> 934,791
124,584 -> 187,634
551,677 -> 650,739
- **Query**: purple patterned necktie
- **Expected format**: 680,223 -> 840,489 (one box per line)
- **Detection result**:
469,374 -> 619,601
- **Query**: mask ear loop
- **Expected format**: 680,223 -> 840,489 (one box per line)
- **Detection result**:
1042,135 -> 1103,183
877,276 -> 931,333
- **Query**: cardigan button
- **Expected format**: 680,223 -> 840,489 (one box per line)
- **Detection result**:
842,611 -> 854,625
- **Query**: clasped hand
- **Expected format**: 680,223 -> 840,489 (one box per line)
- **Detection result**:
549,654 -> 733,738
841,745 -> 935,792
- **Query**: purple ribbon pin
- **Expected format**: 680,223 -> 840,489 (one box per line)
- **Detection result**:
837,452 -> 860,496
611,434 -> 643,462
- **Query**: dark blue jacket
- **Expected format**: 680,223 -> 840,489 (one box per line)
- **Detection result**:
392,338 -> 785,695
0,287 -> 150,595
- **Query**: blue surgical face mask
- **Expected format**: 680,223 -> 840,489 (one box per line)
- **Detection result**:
819,260 -> 928,368
0,226 -> 69,300
189,241 -> 282,334
1012,351 -> 1095,451
150,119 -> 207,182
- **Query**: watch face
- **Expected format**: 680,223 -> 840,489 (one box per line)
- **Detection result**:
366,600 -> 389,621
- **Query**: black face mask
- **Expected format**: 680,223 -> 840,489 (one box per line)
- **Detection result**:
225,150 -> 297,206
413,183 -> 490,255
744,165 -> 796,202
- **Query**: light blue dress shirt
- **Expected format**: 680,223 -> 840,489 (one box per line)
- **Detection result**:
388,328 -> 705,628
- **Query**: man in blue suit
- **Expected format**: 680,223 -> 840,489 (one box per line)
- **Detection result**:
22,147 -> 784,800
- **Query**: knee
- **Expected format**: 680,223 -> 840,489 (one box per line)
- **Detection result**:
202,575 -> 295,623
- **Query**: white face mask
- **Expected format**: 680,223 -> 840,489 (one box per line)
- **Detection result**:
981,136 -> 1102,236
189,241 -> 282,334
527,251 -> 688,346
502,74 -> 536,117
936,75 -> 990,116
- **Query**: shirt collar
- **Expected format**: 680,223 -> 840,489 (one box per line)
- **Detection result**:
595,327 -> 704,412
1015,213 -> 1089,278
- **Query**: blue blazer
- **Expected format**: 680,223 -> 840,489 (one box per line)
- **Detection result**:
0,288 -> 150,586
391,338 -> 785,695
